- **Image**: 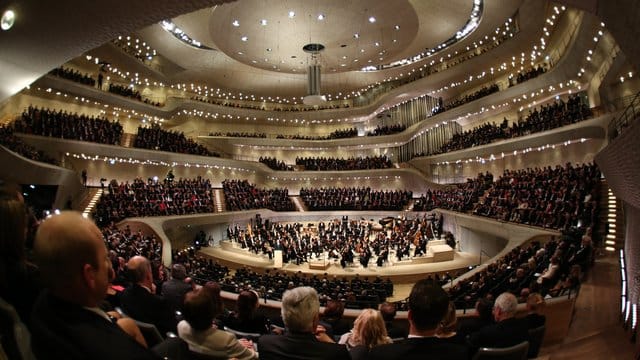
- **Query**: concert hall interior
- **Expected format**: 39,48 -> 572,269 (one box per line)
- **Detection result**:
1,0 -> 639,358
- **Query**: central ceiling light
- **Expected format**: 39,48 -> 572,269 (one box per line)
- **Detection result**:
302,43 -> 327,106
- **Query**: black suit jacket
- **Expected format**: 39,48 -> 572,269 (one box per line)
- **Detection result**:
30,290 -> 158,360
161,279 -> 192,313
258,332 -> 351,360
120,284 -> 176,334
468,317 -> 529,350
369,337 -> 469,360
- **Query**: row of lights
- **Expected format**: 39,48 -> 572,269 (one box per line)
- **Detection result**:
101,8 -> 515,108
361,0 -> 484,71
160,20 -> 213,50
66,152 -> 255,173
31,86 -> 167,126
113,35 -> 157,62
577,21 -> 607,79
434,138 -> 589,166
267,175 -> 402,182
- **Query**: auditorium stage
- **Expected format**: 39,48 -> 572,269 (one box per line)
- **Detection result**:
198,243 -> 481,287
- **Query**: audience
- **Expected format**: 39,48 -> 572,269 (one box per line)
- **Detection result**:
258,286 -> 350,360
49,66 -> 96,86
276,128 -> 358,140
0,182 -> 40,329
120,255 -> 177,338
511,65 -> 547,86
223,179 -> 295,212
338,309 -> 391,360
259,156 -> 292,171
435,301 -> 465,345
161,263 -> 192,314
524,293 -> 546,329
0,125 -> 60,166
30,212 -> 157,359
134,125 -> 218,156
223,290 -> 270,335
296,155 -> 393,171
321,299 -> 352,338
13,106 -> 123,145
367,124 -> 406,136
467,292 -> 529,352
379,302 -> 408,339
429,95 -> 592,156
178,287 -> 257,359
300,187 -> 412,211
108,84 -> 162,107
370,279 -> 468,360
93,177 -> 214,226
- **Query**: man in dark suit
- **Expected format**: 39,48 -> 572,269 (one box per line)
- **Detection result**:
161,263 -> 192,314
30,211 -> 158,360
468,292 -> 529,352
258,286 -> 350,360
120,256 -> 176,335
370,279 -> 468,360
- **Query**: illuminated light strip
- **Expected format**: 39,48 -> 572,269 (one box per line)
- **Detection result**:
65,152 -> 255,173
160,20 -> 215,50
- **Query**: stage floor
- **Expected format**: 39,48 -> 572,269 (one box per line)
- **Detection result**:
198,245 -> 480,300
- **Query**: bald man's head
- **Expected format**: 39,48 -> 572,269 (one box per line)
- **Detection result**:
127,255 -> 152,285
34,211 -> 110,305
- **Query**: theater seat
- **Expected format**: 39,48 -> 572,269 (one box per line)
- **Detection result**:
527,325 -> 546,358
223,326 -> 261,342
134,319 -> 165,348
473,341 -> 529,360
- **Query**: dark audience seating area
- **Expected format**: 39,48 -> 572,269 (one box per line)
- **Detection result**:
223,179 -> 295,212
259,156 -> 292,171
367,124 -> 407,136
295,155 -> 393,171
108,83 -> 162,107
432,83 -> 500,116
134,125 -> 220,157
209,131 -> 267,138
92,177 -> 215,226
300,187 -> 412,211
0,125 -> 60,165
472,164 -> 600,230
276,128 -> 358,140
49,66 -> 96,86
430,95 -> 593,155
13,106 -> 123,145
511,65 -> 547,86
221,268 -> 393,307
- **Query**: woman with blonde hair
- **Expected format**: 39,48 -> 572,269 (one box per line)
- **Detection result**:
339,308 -> 392,360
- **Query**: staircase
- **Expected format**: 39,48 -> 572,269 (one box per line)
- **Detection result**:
291,196 -> 307,212
214,188 -> 226,212
79,188 -> 103,218
601,183 -> 624,252
120,133 -> 136,148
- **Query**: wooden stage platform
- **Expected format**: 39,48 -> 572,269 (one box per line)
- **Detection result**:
198,241 -> 479,286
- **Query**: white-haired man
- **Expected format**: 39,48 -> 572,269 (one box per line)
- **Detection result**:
468,292 -> 529,351
258,286 -> 350,360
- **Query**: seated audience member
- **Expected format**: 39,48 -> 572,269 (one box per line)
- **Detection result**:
224,290 -> 269,335
370,279 -> 468,360
161,263 -> 192,313
0,183 -> 40,327
321,299 -> 352,338
379,302 -> 408,339
258,287 -> 350,360
338,308 -> 391,360
120,256 -> 177,336
435,302 -> 465,345
468,292 -> 529,351
524,293 -> 546,329
178,287 -> 257,360
457,298 -> 494,337
30,212 -> 157,359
